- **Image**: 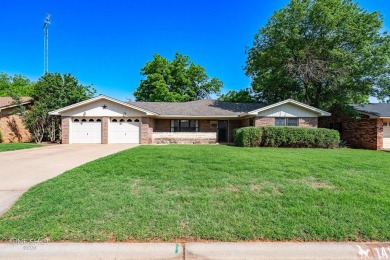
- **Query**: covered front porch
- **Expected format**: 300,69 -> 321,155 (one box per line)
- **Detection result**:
149,118 -> 253,144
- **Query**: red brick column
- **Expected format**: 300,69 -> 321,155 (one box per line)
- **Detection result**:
140,117 -> 154,144
102,117 -> 109,144
61,116 -> 70,144
376,119 -> 383,150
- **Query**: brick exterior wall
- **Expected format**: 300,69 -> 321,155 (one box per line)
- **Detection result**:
61,116 -> 70,144
255,117 -> 275,126
154,119 -> 171,132
199,120 -> 218,132
255,117 -> 318,128
318,115 -> 383,150
0,114 -> 31,143
152,132 -> 217,144
102,117 -> 109,144
299,117 -> 318,127
140,117 -> 155,144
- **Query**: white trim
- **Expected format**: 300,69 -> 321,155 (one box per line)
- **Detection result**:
49,95 -> 157,116
247,99 -> 331,116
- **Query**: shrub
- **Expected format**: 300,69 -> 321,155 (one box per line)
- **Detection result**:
0,130 -> 2,143
233,126 -> 340,148
233,127 -> 262,147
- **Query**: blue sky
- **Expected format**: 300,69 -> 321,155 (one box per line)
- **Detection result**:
1,0 -> 389,101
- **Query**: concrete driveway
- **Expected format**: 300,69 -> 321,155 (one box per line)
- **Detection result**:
0,144 -> 137,215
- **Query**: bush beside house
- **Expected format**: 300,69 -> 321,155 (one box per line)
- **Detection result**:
0,130 -> 3,143
233,127 -> 340,148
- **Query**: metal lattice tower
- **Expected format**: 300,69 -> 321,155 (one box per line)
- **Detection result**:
43,14 -> 51,73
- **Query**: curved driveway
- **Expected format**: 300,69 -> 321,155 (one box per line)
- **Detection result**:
0,144 -> 137,215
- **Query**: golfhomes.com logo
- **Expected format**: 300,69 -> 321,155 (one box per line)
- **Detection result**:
9,238 -> 50,250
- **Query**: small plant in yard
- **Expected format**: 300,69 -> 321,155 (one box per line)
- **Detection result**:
339,140 -> 349,148
0,130 -> 3,143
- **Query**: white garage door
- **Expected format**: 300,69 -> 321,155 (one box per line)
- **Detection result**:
72,118 -> 102,144
109,118 -> 140,144
384,123 -> 390,149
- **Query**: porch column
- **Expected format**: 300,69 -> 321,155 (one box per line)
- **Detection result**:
61,116 -> 70,144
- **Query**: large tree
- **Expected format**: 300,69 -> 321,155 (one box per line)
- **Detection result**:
245,0 -> 390,110
218,88 -> 257,103
23,73 -> 95,143
0,73 -> 34,97
134,53 -> 223,102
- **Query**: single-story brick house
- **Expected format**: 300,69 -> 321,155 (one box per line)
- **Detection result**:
319,103 -> 390,150
49,95 -> 330,144
0,97 -> 32,143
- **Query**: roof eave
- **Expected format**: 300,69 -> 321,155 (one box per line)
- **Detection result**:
154,115 -> 242,119
247,99 -> 331,116
0,101 -> 31,110
48,95 -> 158,116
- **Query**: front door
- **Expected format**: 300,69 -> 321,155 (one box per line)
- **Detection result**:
218,120 -> 228,142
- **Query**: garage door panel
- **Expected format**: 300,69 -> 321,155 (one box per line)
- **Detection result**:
72,119 -> 102,144
109,119 -> 140,144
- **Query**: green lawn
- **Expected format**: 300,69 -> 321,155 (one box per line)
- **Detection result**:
0,145 -> 389,242
0,143 -> 41,152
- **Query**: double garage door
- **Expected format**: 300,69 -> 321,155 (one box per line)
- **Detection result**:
72,118 -> 140,144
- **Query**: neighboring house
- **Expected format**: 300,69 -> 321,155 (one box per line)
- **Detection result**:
49,95 -> 330,145
0,97 -> 32,143
319,103 -> 390,150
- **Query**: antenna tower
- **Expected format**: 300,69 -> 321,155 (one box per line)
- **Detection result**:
43,14 -> 51,73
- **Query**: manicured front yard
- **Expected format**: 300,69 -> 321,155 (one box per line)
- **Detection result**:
0,143 -> 41,152
0,145 -> 389,242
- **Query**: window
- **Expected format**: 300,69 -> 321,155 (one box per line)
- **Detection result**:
120,119 -> 125,122
81,119 -> 87,122
74,119 -> 79,122
127,119 -> 132,122
249,118 -> 254,127
287,118 -> 298,126
112,119 -> 117,122
275,118 -> 286,126
89,119 -> 95,122
134,119 -> 140,122
275,118 -> 299,126
171,120 -> 199,132
96,119 -> 101,122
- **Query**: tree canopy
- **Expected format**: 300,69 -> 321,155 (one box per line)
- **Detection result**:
24,73 -> 95,143
0,73 -> 34,97
217,88 -> 257,103
134,53 -> 223,102
245,0 -> 390,109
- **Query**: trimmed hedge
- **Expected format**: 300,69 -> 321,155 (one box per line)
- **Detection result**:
233,126 -> 340,148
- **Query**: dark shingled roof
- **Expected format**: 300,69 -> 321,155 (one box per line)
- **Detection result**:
129,99 -> 265,116
351,103 -> 390,117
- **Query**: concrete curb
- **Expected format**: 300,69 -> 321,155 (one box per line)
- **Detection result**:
1,242 -> 390,259
186,242 -> 390,259
0,242 -> 183,260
